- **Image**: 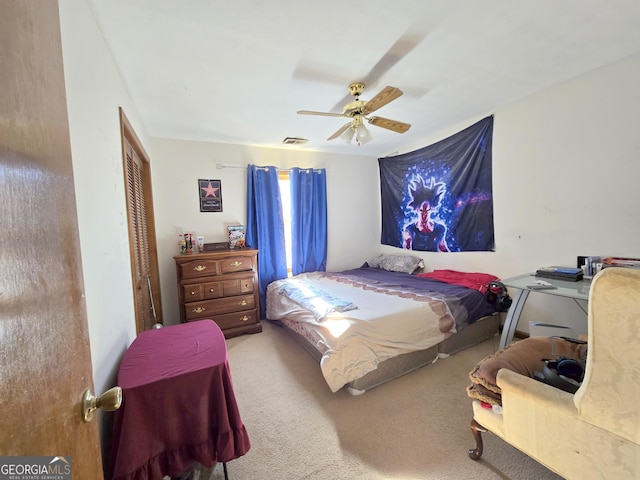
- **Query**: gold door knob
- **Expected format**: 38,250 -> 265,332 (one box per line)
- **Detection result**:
82,387 -> 122,422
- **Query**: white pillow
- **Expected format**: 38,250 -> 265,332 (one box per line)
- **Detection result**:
368,254 -> 424,274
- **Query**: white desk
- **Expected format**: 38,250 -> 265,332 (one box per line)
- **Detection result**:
498,273 -> 591,349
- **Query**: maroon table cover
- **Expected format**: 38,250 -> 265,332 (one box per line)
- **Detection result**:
111,320 -> 250,480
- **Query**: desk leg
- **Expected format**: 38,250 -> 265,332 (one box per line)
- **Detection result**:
498,288 -> 529,349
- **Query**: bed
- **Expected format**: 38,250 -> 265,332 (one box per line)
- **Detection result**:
266,257 -> 503,394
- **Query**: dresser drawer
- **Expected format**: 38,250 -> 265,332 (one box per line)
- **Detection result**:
221,276 -> 254,296
182,284 -> 203,301
202,281 -> 223,299
212,309 -> 258,331
186,278 -> 251,301
219,255 -> 255,274
184,294 -> 255,320
178,258 -> 219,279
182,281 -> 225,301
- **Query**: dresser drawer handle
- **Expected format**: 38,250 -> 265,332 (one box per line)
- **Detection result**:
193,265 -> 206,272
239,300 -> 248,306
192,307 -> 206,313
209,288 -> 215,293
241,315 -> 249,322
230,261 -> 242,267
189,291 -> 197,296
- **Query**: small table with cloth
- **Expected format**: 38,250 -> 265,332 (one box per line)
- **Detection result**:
110,319 -> 250,480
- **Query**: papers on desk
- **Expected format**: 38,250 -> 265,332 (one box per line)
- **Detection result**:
526,280 -> 557,290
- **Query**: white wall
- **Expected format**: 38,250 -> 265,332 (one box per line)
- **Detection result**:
149,139 -> 381,325
58,0 -> 151,464
389,52 -> 640,335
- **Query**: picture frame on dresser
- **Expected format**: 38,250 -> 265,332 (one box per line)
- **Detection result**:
174,249 -> 262,338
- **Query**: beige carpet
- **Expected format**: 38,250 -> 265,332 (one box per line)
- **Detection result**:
199,321 -> 563,480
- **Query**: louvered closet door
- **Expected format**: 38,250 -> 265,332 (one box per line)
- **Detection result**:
125,139 -> 157,332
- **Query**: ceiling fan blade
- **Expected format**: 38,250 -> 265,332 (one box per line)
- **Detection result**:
367,116 -> 411,133
363,86 -> 403,114
297,110 -> 346,118
327,122 -> 352,141
323,29 -> 428,112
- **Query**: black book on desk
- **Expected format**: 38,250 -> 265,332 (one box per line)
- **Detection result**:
535,266 -> 584,282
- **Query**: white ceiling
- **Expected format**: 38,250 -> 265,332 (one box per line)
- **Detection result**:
89,0 -> 640,157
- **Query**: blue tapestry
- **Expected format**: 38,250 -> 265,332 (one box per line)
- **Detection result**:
379,116 -> 494,252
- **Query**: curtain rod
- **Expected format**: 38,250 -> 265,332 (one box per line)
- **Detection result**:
216,163 -> 325,172
216,163 -> 245,169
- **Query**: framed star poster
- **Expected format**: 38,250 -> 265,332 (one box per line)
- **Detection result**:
198,179 -> 223,212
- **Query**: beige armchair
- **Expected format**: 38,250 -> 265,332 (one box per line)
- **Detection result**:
469,266 -> 640,479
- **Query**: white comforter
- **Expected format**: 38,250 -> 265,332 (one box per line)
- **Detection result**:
266,272 -> 456,392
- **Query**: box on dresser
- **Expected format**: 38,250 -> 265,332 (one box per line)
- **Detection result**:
174,249 -> 262,338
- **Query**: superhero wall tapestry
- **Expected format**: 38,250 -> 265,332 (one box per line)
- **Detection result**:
379,116 -> 495,252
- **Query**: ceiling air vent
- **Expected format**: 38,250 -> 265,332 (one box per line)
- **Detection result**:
282,137 -> 308,145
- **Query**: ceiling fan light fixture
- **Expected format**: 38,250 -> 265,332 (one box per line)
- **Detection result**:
355,123 -> 372,145
340,127 -> 355,144
298,83 -> 410,145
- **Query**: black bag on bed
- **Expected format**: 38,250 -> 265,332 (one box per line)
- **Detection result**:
485,281 -> 512,312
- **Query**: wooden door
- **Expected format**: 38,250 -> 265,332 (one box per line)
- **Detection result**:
121,113 -> 163,332
0,1 -> 103,477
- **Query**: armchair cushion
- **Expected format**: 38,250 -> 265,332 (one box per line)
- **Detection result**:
467,336 -> 587,405
468,268 -> 640,479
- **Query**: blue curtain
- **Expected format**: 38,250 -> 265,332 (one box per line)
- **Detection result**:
245,165 -> 287,318
290,167 -> 327,275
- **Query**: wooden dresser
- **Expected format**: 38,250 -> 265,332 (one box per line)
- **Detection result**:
173,249 -> 262,338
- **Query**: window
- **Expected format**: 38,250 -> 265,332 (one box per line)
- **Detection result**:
278,170 -> 292,276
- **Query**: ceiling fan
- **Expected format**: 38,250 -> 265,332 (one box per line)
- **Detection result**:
297,82 -> 411,145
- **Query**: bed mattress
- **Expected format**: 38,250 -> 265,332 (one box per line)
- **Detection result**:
267,267 -> 500,393
274,313 -> 499,394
